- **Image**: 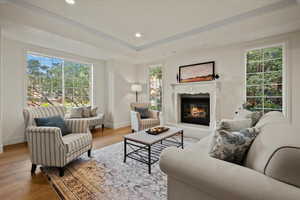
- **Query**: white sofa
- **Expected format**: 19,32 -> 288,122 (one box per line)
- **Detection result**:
160,112 -> 300,200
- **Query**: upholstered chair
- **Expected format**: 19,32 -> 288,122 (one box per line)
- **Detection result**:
130,103 -> 160,132
23,106 -> 93,177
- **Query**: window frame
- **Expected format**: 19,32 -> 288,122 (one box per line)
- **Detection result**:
25,51 -> 94,107
148,64 -> 164,111
244,43 -> 289,118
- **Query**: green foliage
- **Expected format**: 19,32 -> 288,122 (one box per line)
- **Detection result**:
246,46 -> 283,113
149,66 -> 163,111
27,55 -> 91,107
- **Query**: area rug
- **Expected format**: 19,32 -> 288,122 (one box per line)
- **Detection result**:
42,137 -> 198,200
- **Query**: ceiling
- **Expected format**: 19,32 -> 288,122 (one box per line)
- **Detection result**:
0,0 -> 300,63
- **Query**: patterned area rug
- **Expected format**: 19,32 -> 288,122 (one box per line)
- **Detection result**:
42,137 -> 197,200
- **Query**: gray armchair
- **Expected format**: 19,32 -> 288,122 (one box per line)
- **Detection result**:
130,103 -> 160,132
23,106 -> 93,176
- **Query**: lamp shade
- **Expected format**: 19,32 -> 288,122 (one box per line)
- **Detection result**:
131,84 -> 142,92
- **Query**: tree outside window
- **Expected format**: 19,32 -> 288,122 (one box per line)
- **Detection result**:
27,53 -> 92,108
245,45 -> 283,114
149,66 -> 163,111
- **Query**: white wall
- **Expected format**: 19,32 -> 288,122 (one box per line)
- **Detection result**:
1,37 -> 106,145
0,26 -> 3,152
137,31 -> 300,131
105,59 -> 137,129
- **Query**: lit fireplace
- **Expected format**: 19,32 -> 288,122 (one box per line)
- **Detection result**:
180,94 -> 210,126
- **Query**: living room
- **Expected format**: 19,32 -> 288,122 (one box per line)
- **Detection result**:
0,0 -> 300,199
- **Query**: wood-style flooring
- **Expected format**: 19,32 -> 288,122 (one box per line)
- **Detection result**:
0,126 -> 131,200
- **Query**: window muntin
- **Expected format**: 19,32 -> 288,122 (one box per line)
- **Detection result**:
27,53 -> 92,108
246,46 -> 283,114
149,66 -> 163,111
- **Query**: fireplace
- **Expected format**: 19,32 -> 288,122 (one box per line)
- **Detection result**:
180,94 -> 210,126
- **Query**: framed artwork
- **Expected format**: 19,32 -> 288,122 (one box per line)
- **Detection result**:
179,61 -> 215,83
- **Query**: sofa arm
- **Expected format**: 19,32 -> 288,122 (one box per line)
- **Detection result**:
160,147 -> 300,200
64,118 -> 90,133
26,126 -> 66,166
130,111 -> 141,131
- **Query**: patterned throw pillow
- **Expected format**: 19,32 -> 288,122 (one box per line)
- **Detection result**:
209,127 -> 260,164
217,119 -> 252,132
135,107 -> 150,119
90,107 -> 98,117
70,107 -> 83,118
234,109 -> 263,126
82,106 -> 92,118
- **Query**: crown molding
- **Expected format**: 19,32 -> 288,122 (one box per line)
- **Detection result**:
5,0 -> 298,51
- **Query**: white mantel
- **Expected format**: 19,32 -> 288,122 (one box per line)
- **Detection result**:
171,81 -> 221,130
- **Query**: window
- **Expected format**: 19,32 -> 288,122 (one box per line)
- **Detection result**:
27,53 -> 92,108
149,65 -> 163,111
246,45 -> 284,114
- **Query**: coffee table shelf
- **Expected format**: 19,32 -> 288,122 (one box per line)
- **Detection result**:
124,126 -> 184,174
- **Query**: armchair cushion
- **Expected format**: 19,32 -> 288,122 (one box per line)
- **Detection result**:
34,116 -> 71,136
135,107 -> 150,119
62,133 -> 92,154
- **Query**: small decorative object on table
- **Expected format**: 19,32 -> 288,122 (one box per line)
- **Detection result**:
146,127 -> 169,135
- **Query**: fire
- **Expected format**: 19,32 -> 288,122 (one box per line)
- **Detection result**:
190,107 -> 206,118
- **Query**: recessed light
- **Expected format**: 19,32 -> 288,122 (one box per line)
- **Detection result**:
135,32 -> 142,38
65,0 -> 75,5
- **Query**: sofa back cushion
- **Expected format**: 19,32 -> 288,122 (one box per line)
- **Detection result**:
244,111 -> 300,187
23,106 -> 66,128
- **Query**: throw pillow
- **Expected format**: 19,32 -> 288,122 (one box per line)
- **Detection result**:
217,119 -> 252,132
234,109 -> 263,126
209,127 -> 260,164
82,106 -> 92,118
135,107 -> 150,119
69,107 -> 83,118
34,116 -> 71,136
90,107 -> 98,117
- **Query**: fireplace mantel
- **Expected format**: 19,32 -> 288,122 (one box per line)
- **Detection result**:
171,81 -> 221,129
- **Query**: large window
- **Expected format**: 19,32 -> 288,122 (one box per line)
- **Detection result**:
149,65 -> 163,111
246,45 -> 284,114
27,53 -> 92,108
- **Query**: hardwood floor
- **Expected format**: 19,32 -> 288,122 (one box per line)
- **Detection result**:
0,126 -> 131,200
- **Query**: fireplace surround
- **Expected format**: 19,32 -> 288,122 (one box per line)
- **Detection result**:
171,81 -> 220,129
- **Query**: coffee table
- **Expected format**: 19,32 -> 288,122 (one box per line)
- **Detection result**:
123,126 -> 184,174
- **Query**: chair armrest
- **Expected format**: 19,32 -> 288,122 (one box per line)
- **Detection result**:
64,118 -> 90,133
26,126 -> 65,148
160,147 -> 300,200
131,111 -> 141,131
149,110 -> 160,119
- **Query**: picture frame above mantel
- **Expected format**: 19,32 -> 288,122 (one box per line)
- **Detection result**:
179,61 -> 215,83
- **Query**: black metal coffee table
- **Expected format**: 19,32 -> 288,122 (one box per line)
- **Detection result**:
123,126 -> 184,174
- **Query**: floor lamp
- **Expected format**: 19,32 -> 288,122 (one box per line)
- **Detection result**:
131,84 -> 142,102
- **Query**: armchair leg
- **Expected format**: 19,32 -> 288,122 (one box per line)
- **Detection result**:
88,149 -> 92,157
59,167 -> 65,177
132,129 -> 135,133
31,164 -> 37,174
102,124 -> 104,132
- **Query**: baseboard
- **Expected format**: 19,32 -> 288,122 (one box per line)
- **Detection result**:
4,136 -> 26,146
113,121 -> 131,129
104,121 -> 114,129
0,144 -> 3,153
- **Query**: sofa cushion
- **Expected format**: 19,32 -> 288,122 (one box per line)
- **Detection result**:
90,107 -> 98,117
209,128 -> 259,164
62,133 -> 92,154
34,116 -> 71,136
70,107 -> 83,118
82,106 -> 92,118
